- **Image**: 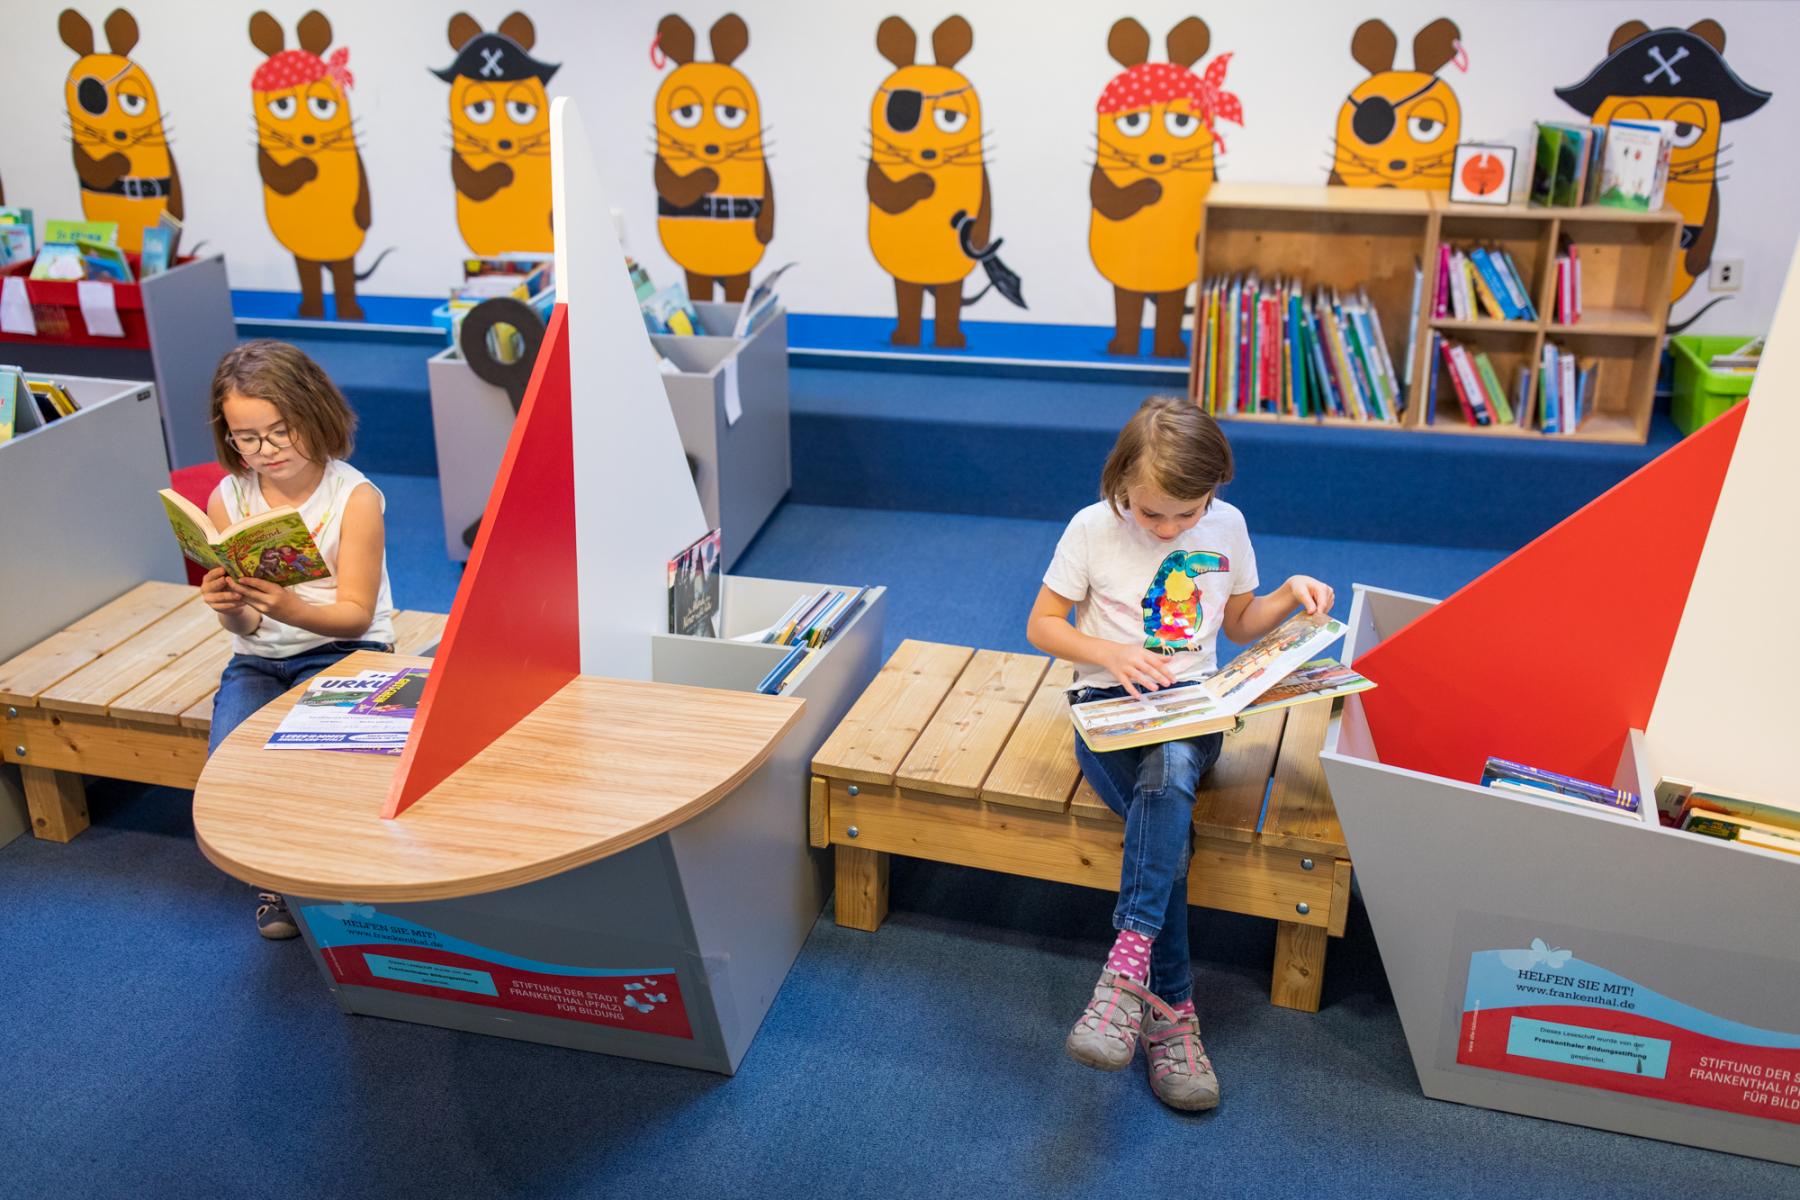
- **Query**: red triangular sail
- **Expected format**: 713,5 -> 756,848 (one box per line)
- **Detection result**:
382,305 -> 581,818
1354,403 -> 1747,786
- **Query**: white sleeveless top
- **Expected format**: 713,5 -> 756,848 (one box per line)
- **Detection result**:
214,459 -> 397,659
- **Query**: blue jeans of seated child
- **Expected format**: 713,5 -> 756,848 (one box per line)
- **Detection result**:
207,640 -> 395,756
1071,682 -> 1224,1006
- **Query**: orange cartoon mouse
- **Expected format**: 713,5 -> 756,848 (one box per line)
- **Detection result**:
250,10 -> 389,320
435,12 -> 558,256
1329,18 -> 1462,189
652,13 -> 772,302
57,8 -> 181,253
867,14 -> 1003,349
1089,17 -> 1240,358
1556,21 -> 1770,307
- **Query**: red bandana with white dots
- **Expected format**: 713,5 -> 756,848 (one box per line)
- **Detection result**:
252,46 -> 353,93
1096,55 -> 1242,150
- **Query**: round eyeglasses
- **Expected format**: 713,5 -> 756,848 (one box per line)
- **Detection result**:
226,428 -> 294,455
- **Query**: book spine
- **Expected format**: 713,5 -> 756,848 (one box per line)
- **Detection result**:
1473,352 -> 1514,425
756,644 -> 809,694
1424,332 -> 1439,424
1403,257 -> 1422,388
1441,339 -> 1479,426
1570,241 -> 1583,323
1449,343 -> 1492,425
1541,344 -> 1560,434
1469,248 -> 1518,320
1435,244 -> 1451,317
1365,296 -> 1403,420
1560,350 -> 1577,432
1490,248 -> 1532,318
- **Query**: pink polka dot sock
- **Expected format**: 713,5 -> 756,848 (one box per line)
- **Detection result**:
1169,997 -> 1196,1019
1104,929 -> 1153,983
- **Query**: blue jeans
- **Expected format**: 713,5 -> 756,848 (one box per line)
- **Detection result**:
1071,683 -> 1224,1006
207,640 -> 394,756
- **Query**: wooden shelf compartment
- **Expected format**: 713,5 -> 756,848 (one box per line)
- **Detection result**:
1542,329 -> 1663,443
1543,214 -> 1682,329
1435,210 -> 1554,323
1419,324 -> 1542,437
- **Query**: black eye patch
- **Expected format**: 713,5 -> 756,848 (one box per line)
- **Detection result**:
78,77 -> 109,116
885,89 -> 922,132
1349,95 -> 1395,145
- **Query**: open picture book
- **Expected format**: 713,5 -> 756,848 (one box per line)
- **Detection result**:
1070,611 -> 1373,753
158,489 -> 331,587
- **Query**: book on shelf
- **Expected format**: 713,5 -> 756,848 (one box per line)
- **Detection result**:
642,281 -> 700,336
0,367 -> 17,443
1480,757 -> 1640,821
0,207 -> 34,267
157,488 -> 331,586
1657,778 -> 1799,856
2,366 -> 57,438
666,528 -> 722,638
1536,342 -> 1597,436
1530,122 -> 1613,207
44,219 -> 117,246
1597,119 -> 1673,212
1198,274 -> 1404,423
1069,612 -> 1363,753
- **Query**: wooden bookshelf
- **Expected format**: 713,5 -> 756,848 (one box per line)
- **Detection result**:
1190,184 -> 1683,443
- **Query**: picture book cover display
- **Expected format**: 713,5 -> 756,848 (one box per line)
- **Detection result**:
157,488 -> 330,586
666,528 -> 722,637
1070,612 -> 1362,752
266,670 -> 416,755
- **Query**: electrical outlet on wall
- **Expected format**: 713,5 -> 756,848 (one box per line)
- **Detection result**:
1710,258 -> 1744,292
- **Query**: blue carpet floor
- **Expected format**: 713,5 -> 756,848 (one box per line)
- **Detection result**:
4,473 -> 1793,1197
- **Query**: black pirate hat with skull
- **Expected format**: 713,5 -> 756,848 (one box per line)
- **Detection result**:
1555,23 -> 1768,120
433,30 -> 559,85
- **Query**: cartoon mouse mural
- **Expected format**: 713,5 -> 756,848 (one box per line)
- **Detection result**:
867,15 -> 1023,349
1556,20 -> 1769,309
1329,18 -> 1462,189
652,13 -> 771,303
57,8 -> 181,253
249,10 -> 389,320
1090,16 -> 1240,359
435,12 -> 558,256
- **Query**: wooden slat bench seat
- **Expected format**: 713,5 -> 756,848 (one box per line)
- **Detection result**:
810,639 -> 1352,1012
0,582 -> 448,843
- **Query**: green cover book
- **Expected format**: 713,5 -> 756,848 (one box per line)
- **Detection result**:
157,488 -> 331,587
1530,124 -> 1561,206
44,219 -> 118,246
1472,351 -> 1516,425
1551,125 -> 1585,206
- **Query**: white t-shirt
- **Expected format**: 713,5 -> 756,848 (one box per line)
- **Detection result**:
1043,499 -> 1259,690
213,459 -> 397,659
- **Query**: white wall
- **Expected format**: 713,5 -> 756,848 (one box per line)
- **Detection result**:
4,0 -> 1793,333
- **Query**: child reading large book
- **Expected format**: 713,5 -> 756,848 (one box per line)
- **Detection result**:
197,340 -> 397,942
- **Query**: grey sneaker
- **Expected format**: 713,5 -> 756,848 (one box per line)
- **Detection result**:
256,893 -> 299,940
1066,970 -> 1158,1071
1144,1008 -> 1221,1111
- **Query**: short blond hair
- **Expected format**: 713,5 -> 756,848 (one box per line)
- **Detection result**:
1100,395 -> 1235,517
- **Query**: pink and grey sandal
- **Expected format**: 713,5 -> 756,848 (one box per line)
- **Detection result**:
1144,1007 -> 1221,1110
1065,969 -> 1176,1071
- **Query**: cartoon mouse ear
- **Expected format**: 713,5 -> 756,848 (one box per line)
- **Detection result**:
710,13 -> 748,65
1166,17 -> 1210,68
498,11 -> 535,50
657,14 -> 695,66
58,8 -> 95,56
447,13 -> 481,51
1688,18 -> 1726,53
931,14 -> 972,68
103,8 -> 138,55
1412,18 -> 1459,75
1608,20 -> 1650,54
248,10 -> 284,56
876,15 -> 915,68
1107,18 -> 1149,68
1350,18 -> 1396,74
296,9 -> 331,55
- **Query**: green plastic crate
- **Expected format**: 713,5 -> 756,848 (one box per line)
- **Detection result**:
1669,334 -> 1756,434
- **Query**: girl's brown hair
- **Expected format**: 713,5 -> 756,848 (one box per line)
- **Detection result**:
210,339 -> 356,473
1100,395 -> 1234,517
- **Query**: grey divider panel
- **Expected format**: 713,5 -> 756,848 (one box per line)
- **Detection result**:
0,376 -> 180,663
1321,586 -> 1800,1166
138,256 -> 238,468
289,837 -> 739,1072
426,348 -> 514,562
654,574 -> 886,1070
653,303 -> 790,572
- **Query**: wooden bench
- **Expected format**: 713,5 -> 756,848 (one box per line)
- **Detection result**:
0,581 -> 448,842
809,640 -> 1352,1012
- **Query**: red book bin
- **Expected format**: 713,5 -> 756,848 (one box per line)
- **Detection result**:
0,254 -> 196,350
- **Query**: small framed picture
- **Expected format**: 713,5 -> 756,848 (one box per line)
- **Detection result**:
1450,143 -> 1516,204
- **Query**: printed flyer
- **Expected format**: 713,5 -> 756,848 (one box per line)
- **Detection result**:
1457,939 -> 1800,1124
302,904 -> 693,1040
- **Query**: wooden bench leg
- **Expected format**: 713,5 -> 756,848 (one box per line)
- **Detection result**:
22,764 -> 89,843
834,844 -> 889,932
1271,920 -> 1328,1012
